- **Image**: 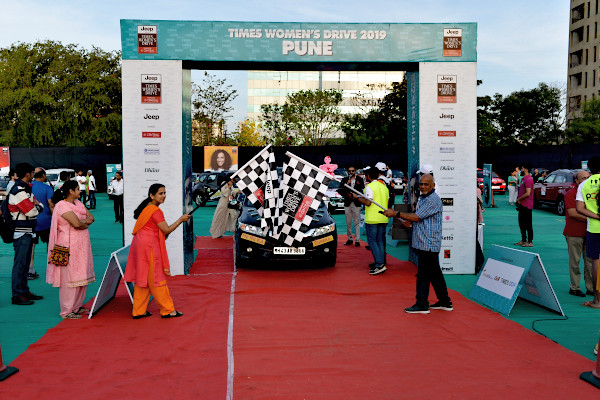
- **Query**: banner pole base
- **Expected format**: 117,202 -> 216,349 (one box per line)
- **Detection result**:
580,371 -> 600,389
0,344 -> 19,382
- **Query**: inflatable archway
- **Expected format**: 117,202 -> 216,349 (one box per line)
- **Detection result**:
120,20 -> 477,274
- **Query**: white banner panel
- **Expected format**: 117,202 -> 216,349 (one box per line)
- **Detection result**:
418,62 -> 477,274
122,60 -> 185,275
475,258 -> 524,299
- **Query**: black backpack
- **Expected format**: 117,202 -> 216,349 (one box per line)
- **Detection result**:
0,188 -> 19,243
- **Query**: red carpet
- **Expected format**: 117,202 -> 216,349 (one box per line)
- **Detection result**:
1,236 -> 598,399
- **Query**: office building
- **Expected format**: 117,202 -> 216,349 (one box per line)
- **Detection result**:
567,0 -> 600,124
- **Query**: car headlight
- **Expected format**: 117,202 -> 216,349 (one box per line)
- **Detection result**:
306,223 -> 336,237
239,223 -> 266,237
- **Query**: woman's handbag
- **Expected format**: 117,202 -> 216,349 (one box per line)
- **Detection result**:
49,244 -> 70,266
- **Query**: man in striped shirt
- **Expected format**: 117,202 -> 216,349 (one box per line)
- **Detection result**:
383,174 -> 452,314
8,163 -> 45,305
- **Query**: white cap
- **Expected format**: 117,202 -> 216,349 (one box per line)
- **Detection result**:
375,162 -> 387,172
419,164 -> 433,174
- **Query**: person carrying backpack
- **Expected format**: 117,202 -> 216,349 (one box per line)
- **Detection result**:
7,163 -> 44,305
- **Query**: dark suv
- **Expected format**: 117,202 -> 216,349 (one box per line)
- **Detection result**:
192,171 -> 233,206
233,194 -> 337,268
533,169 -> 580,215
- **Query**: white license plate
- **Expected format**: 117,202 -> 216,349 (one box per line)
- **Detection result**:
273,247 -> 306,255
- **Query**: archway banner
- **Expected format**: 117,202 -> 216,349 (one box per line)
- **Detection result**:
121,21 -> 476,63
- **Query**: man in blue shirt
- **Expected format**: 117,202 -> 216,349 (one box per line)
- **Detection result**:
383,174 -> 452,314
30,168 -> 55,280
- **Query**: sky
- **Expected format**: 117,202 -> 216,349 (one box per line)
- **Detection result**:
0,0 -> 569,131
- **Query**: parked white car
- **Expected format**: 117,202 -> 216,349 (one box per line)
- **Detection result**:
45,168 -> 76,188
323,175 -> 345,214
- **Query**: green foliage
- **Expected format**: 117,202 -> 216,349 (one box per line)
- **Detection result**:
260,103 -> 297,146
342,80 -> 407,147
477,95 -> 500,147
566,98 -> 600,143
260,89 -> 343,146
478,82 -> 565,146
192,72 -> 238,145
0,41 -> 122,146
232,120 -> 266,146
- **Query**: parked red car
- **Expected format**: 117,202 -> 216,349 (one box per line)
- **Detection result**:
477,169 -> 507,194
533,169 -> 579,216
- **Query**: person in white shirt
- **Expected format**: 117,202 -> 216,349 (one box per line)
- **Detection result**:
108,172 -> 124,223
87,170 -> 96,209
76,170 -> 88,206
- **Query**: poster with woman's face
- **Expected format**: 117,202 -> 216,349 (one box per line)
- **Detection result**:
204,146 -> 238,172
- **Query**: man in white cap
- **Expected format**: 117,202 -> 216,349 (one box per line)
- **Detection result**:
375,162 -> 391,185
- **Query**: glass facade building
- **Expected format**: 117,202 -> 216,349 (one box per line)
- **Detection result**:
247,70 -> 405,136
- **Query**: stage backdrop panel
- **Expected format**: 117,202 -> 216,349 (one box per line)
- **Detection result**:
121,60 -> 192,275
418,62 -> 477,274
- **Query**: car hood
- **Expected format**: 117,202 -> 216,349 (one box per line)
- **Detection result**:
239,202 -> 334,229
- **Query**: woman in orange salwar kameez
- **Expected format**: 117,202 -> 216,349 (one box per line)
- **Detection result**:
124,184 -> 190,319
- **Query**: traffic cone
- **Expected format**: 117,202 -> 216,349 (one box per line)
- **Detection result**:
0,343 -> 19,382
580,333 -> 600,388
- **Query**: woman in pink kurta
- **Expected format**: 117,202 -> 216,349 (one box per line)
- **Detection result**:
124,183 -> 190,319
46,180 -> 95,319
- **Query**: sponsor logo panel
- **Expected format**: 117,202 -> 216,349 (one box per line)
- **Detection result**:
438,130 -> 456,137
437,75 -> 457,103
443,28 -> 462,57
138,25 -> 157,54
141,74 -> 161,104
142,132 -> 161,138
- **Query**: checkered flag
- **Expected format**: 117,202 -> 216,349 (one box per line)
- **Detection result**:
231,145 -> 272,213
261,149 -> 281,234
274,152 -> 332,246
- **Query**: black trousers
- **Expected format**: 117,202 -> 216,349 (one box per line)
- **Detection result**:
415,249 -> 451,307
518,207 -> 533,242
113,195 -> 124,222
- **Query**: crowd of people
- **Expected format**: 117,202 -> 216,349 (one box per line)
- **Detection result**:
4,164 -> 191,322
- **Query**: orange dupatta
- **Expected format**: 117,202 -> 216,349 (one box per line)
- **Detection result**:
133,204 -> 170,274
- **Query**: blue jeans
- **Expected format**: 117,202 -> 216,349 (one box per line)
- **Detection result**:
365,223 -> 387,266
12,234 -> 33,297
88,190 -> 96,209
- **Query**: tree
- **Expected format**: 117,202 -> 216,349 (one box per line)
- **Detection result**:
0,41 -> 122,146
259,89 -> 343,146
286,89 -> 343,146
566,97 -> 600,143
343,80 -> 407,147
260,103 -> 297,146
232,119 -> 266,146
476,95 -> 501,147
492,83 -> 564,145
191,72 -> 238,145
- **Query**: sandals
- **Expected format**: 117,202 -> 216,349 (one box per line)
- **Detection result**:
161,310 -> 183,319
522,242 -> 533,247
514,241 -> 525,246
62,312 -> 81,319
132,311 -> 152,319
582,301 -> 600,309
75,307 -> 90,315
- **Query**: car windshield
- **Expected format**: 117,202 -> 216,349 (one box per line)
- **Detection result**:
334,168 -> 348,177
328,180 -> 341,189
47,173 -> 59,182
391,170 -> 403,178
